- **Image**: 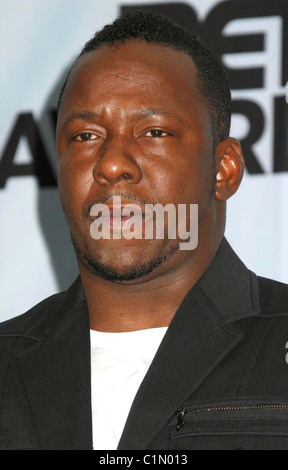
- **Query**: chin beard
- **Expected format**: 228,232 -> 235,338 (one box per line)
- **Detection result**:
71,235 -> 179,282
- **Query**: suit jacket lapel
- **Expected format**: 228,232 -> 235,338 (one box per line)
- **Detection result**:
11,281 -> 93,450
118,238 -> 261,450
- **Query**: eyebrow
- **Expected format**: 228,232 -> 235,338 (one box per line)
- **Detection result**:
130,107 -> 184,124
60,111 -> 99,132
60,106 -> 184,131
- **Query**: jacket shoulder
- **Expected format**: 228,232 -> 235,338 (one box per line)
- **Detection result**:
0,276 -> 83,335
0,291 -> 65,336
258,276 -> 288,316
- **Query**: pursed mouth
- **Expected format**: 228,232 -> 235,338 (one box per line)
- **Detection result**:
99,212 -> 145,233
90,195 -> 153,218
89,199 -> 154,236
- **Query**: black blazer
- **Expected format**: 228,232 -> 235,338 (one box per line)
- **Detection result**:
1,238 -> 288,450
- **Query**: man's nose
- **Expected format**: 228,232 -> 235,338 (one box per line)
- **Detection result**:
92,137 -> 142,186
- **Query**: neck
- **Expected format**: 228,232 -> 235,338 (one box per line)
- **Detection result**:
80,234 -> 223,332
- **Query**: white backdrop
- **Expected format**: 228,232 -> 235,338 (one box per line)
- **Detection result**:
1,0 -> 287,322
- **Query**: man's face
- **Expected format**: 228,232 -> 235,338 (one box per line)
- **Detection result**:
56,40 -> 216,282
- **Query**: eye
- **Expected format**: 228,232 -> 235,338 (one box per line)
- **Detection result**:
73,132 -> 99,142
145,130 -> 170,138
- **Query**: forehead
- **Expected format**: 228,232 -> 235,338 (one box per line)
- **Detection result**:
72,40 -> 196,76
58,41 -> 211,132
64,41 -> 202,100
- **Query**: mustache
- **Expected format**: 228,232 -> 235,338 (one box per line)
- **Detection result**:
84,192 -> 152,217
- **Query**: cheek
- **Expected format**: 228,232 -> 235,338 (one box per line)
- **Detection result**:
58,159 -> 92,218
154,154 -> 213,205
180,137 -> 215,195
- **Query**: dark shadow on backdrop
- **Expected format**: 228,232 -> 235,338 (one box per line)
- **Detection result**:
37,62 -> 79,293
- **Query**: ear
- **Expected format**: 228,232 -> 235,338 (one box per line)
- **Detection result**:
215,138 -> 245,202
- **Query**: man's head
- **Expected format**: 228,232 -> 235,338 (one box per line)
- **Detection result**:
56,11 -> 244,284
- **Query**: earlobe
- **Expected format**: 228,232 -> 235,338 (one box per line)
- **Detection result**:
215,138 -> 245,202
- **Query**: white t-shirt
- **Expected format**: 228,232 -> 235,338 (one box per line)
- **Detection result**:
90,327 -> 168,450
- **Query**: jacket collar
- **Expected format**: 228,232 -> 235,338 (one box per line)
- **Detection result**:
198,237 -> 261,322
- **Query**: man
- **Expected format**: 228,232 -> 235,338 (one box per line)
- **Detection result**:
1,11 -> 288,450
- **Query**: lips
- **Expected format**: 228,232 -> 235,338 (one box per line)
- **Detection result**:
89,196 -> 148,236
102,202 -> 146,233
88,194 -> 157,241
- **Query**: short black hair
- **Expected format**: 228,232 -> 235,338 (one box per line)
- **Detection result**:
58,11 -> 231,142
